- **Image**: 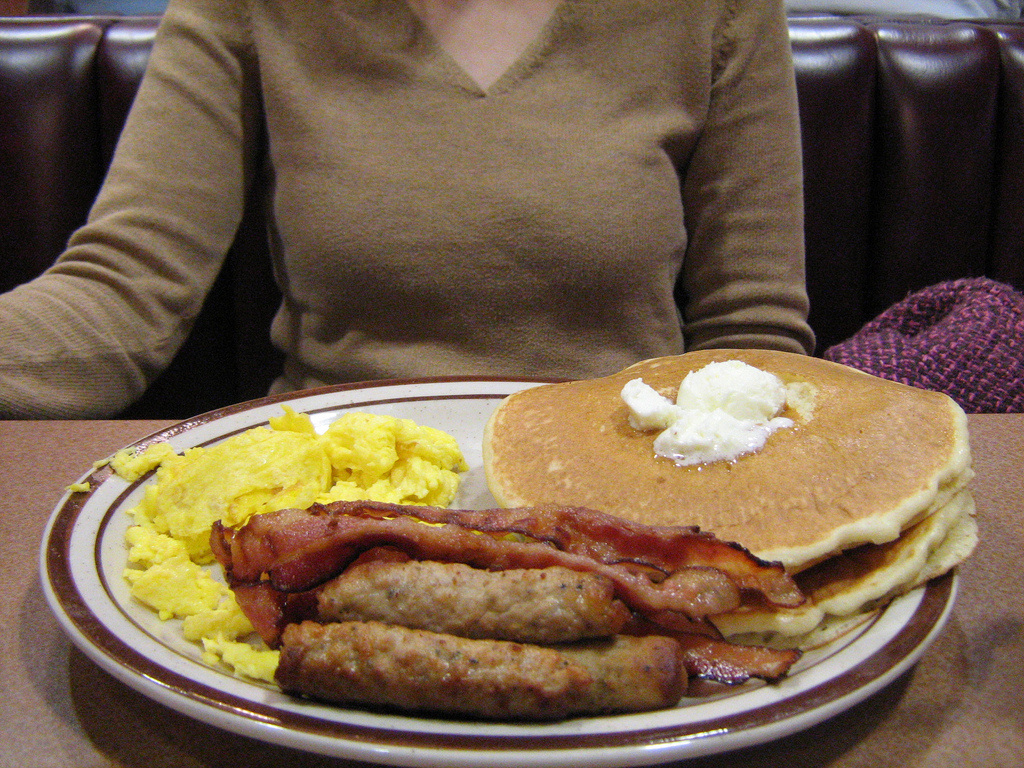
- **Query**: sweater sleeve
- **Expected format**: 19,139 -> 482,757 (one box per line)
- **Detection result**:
0,0 -> 262,419
679,0 -> 815,356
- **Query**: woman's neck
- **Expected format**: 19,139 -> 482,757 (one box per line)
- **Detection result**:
406,0 -> 560,89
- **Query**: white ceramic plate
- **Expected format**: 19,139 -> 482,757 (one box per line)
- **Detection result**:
41,377 -> 957,768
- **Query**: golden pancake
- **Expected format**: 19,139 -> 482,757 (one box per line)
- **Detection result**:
483,349 -> 973,573
711,490 -> 976,645
485,350 -> 977,646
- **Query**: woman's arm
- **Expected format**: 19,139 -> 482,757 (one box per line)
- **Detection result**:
679,0 -> 815,356
0,0 -> 262,418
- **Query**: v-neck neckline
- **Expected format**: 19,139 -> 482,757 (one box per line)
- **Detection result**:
406,0 -> 568,96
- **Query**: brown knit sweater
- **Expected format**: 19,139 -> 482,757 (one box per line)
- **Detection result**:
0,0 -> 813,418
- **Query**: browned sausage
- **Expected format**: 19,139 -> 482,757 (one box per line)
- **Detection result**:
276,620 -> 687,721
316,560 -> 631,644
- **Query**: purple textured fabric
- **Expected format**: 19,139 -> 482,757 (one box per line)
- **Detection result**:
824,278 -> 1024,413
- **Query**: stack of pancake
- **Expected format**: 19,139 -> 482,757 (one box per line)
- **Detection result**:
483,350 -> 976,648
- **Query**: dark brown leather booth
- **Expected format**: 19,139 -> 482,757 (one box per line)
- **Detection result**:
2,14 -> 1023,418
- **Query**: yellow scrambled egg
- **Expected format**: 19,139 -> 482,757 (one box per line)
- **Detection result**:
117,406 -> 467,683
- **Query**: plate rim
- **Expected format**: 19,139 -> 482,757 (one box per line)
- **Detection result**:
39,377 -> 958,767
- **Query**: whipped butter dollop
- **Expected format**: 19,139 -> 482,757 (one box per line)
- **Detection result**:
621,360 -> 795,466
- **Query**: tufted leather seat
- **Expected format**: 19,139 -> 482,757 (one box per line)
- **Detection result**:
790,17 -> 1024,353
1,15 -> 1023,417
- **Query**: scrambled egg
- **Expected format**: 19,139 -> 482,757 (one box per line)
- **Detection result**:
117,406 -> 467,683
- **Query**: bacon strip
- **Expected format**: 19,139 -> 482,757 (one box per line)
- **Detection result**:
211,501 -> 802,647
675,634 -> 801,684
351,503 -> 803,606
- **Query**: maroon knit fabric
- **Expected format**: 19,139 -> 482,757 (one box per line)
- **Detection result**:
823,278 -> 1024,413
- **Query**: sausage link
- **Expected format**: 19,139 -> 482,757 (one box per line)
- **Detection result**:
276,620 -> 686,720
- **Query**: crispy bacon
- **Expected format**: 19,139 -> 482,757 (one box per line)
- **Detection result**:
362,503 -> 803,607
675,634 -> 801,684
622,613 -> 801,685
211,500 -> 803,648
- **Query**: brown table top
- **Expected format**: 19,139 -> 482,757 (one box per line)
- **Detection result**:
1,415 -> 1021,768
